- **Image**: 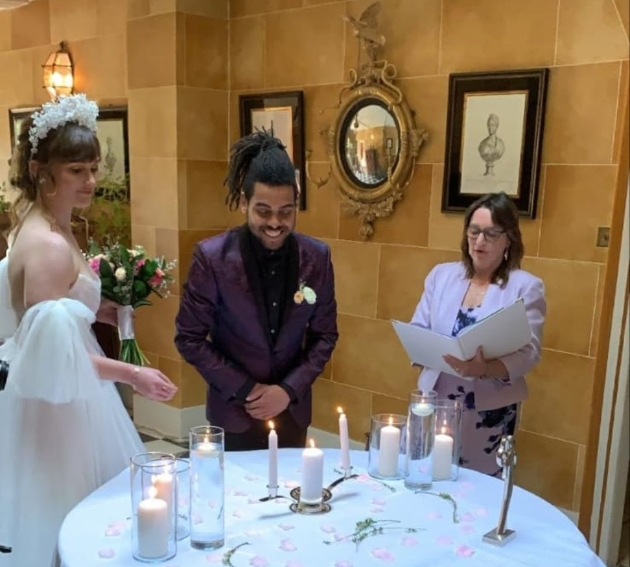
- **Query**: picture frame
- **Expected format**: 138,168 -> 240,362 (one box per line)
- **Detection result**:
239,90 -> 306,210
8,105 -> 130,197
441,68 -> 549,218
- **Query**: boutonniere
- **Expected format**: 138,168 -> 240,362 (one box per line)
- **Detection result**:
294,280 -> 317,305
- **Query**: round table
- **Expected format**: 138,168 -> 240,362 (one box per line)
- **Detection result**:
59,449 -> 604,567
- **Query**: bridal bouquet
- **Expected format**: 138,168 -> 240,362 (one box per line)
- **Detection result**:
86,240 -> 176,366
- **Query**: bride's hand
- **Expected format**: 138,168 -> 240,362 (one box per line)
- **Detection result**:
133,367 -> 178,402
96,299 -> 119,326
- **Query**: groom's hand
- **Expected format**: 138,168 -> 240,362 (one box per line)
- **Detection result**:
245,385 -> 289,420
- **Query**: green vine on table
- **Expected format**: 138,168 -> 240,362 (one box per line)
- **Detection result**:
222,541 -> 250,566
415,490 -> 459,523
324,518 -> 424,551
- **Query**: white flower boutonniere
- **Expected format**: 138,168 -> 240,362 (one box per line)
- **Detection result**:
294,281 -> 317,305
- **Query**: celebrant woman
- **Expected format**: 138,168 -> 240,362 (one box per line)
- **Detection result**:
0,94 -> 177,567
410,192 -> 546,476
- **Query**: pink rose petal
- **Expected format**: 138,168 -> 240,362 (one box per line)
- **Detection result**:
285,562 -> 304,567
279,539 -> 297,552
248,498 -> 259,504
372,497 -> 387,506
371,484 -> 385,492
369,506 -> 384,513
460,512 -> 475,522
97,548 -> 115,559
192,514 -> 203,525
335,562 -> 353,567
400,535 -> 418,546
245,530 -> 263,538
250,557 -> 269,567
436,536 -> 452,545
460,524 -> 476,534
334,533 -> 346,542
233,509 -> 246,519
426,511 -> 442,520
104,527 -> 121,537
475,508 -> 488,517
357,474 -> 371,483
371,547 -> 394,562
460,481 -> 475,490
245,474 -> 260,481
234,490 -> 248,497
278,524 -> 295,531
320,524 -> 336,534
206,555 -> 223,563
455,545 -> 475,558
284,480 -> 299,489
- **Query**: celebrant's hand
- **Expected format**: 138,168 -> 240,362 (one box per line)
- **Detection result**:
96,299 -> 119,326
245,385 -> 289,420
133,367 -> 178,401
443,346 -> 488,378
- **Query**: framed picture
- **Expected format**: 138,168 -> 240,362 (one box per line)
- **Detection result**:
441,68 -> 549,218
239,90 -> 306,210
8,105 -> 129,196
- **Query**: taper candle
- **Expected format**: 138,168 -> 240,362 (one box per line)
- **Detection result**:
268,420 -> 278,489
337,406 -> 351,472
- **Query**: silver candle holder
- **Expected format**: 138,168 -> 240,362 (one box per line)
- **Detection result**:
483,435 -> 517,546
259,469 -> 358,515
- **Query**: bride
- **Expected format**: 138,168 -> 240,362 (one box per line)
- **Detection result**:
0,94 -> 177,567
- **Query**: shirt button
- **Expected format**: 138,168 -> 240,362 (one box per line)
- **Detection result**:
272,302 -> 278,307
271,329 -> 276,334
271,270 -> 276,276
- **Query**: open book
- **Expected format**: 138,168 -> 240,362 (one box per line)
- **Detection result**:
392,299 -> 532,376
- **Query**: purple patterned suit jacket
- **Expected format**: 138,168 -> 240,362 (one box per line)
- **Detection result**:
410,261 -> 546,411
175,227 -> 338,433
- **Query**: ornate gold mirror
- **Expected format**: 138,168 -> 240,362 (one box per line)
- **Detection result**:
321,2 -> 428,239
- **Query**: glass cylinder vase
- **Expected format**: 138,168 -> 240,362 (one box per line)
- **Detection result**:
175,458 -> 191,540
368,413 -> 406,480
130,452 -> 177,563
189,425 -> 225,550
432,399 -> 462,481
404,390 -> 437,491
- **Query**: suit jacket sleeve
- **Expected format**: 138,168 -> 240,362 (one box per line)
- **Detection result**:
281,246 -> 338,400
498,275 -> 546,379
174,245 -> 255,401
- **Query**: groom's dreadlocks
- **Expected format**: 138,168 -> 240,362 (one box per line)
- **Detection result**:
224,129 -> 299,211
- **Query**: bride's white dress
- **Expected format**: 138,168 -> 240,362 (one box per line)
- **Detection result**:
0,256 -> 144,567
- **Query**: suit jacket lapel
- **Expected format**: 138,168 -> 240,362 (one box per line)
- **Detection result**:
238,225 -> 272,345
281,234 -> 300,327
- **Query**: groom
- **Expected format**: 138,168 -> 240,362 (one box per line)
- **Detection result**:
175,131 -> 338,451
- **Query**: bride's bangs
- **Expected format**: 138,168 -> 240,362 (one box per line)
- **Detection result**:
48,123 -> 101,164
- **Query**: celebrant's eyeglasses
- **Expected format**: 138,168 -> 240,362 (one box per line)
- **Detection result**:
0,360 -> 8,392
466,226 -> 505,243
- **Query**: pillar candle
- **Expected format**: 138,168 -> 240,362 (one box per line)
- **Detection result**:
337,407 -> 351,472
300,439 -> 324,504
152,469 -> 174,515
432,427 -> 454,480
137,487 -> 169,559
268,421 -> 278,488
377,416 -> 400,477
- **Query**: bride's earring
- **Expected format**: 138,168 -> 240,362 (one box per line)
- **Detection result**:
504,248 -> 509,261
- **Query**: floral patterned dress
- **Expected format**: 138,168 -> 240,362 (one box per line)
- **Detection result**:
433,306 -> 518,477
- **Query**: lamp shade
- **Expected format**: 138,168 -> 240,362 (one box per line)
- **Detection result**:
42,41 -> 74,100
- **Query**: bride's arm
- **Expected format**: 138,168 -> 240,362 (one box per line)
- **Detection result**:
22,235 -> 176,402
90,355 -> 176,402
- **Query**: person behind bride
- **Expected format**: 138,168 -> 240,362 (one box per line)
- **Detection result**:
0,94 -> 177,567
410,191 -> 546,477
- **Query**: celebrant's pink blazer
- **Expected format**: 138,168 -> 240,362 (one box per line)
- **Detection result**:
410,261 -> 546,411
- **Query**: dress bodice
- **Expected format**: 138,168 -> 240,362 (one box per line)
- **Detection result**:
68,272 -> 101,315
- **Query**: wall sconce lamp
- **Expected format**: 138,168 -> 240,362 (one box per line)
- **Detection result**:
42,41 -> 74,100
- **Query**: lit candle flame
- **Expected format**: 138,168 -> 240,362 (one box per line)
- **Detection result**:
268,420 -> 275,431
147,486 -> 157,499
388,416 -> 394,427
337,406 -> 344,415
309,438 -> 315,449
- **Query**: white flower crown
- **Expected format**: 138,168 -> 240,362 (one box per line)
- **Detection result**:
28,93 -> 99,159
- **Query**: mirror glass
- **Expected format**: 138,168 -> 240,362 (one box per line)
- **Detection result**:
342,102 -> 400,188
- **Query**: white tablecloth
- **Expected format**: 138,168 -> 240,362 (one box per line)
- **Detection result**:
59,449 -> 603,567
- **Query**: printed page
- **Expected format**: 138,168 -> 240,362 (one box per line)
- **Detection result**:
456,298 -> 532,360
391,320 -> 466,375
